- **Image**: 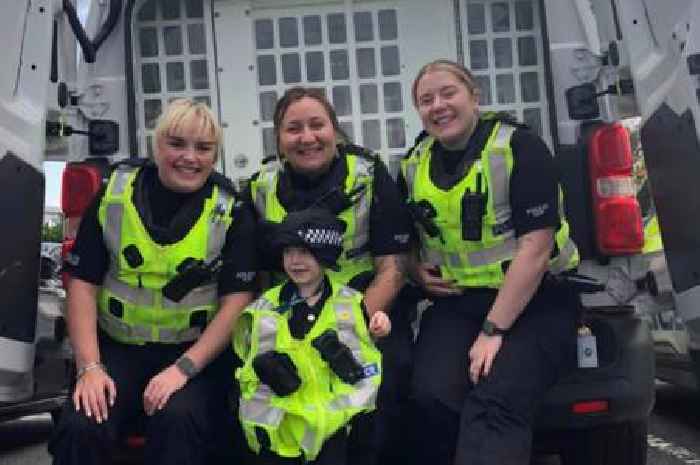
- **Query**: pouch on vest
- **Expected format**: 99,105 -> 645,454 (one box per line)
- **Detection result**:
312,329 -> 364,385
253,351 -> 302,396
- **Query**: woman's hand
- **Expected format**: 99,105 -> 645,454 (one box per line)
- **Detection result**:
143,365 -> 188,415
73,366 -> 116,424
413,262 -> 461,297
369,310 -> 392,338
468,332 -> 503,384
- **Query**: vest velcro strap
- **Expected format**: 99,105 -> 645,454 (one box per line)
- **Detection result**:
549,238 -> 577,274
240,385 -> 284,427
467,238 -> 517,267
104,273 -> 155,306
162,283 -> 217,309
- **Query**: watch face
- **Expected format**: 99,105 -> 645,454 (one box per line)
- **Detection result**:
482,320 -> 504,336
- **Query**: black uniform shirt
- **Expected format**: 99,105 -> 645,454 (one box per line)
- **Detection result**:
398,119 -> 561,238
280,275 -> 369,340
246,146 -> 413,259
64,163 -> 259,296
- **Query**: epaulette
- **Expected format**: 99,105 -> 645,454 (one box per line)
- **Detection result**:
340,143 -> 379,162
403,130 -> 430,159
110,157 -> 150,171
209,171 -> 239,197
261,154 -> 280,165
482,111 -> 529,130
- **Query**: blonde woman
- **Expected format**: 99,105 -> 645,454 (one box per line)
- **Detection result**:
49,99 -> 257,465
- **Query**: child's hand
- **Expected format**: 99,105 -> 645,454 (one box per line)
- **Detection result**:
369,311 -> 391,338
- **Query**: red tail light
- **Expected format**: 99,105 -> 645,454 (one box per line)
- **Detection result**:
60,163 -> 103,287
572,400 -> 609,415
588,123 -> 643,255
61,163 -> 103,217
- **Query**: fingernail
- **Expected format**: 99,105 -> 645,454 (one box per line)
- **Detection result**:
86,411 -> 91,417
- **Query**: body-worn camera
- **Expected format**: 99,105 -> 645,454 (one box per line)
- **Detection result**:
253,351 -> 301,397
407,199 -> 442,240
312,329 -> 364,385
162,257 -> 216,302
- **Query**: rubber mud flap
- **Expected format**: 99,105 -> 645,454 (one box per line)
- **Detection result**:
0,152 -> 43,343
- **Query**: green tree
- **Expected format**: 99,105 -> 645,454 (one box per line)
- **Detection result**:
42,222 -> 63,242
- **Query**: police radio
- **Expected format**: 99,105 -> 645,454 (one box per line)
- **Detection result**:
461,173 -> 487,241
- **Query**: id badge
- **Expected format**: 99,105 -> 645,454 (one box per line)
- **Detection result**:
577,327 -> 599,369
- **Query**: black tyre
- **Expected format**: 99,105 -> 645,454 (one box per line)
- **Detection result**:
559,420 -> 647,465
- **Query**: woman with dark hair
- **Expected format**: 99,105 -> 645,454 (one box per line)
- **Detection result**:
400,59 -> 580,465
244,87 -> 414,465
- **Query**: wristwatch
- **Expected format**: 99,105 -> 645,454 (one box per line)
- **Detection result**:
175,355 -> 199,379
481,319 -> 507,337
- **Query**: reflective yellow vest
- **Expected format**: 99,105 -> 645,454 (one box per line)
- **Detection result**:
400,121 -> 579,288
96,165 -> 235,344
250,152 -> 375,286
233,278 -> 381,460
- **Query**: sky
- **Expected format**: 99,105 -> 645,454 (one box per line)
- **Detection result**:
44,161 -> 64,209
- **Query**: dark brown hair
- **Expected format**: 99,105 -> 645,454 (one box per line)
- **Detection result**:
412,59 -> 480,106
273,87 -> 348,156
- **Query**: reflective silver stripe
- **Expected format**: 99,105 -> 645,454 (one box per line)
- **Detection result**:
329,292 -> 377,411
404,161 -> 417,195
97,312 -> 152,341
351,158 -> 372,251
254,165 -> 279,218
158,326 -> 201,343
467,238 -> 517,266
329,378 -> 378,410
239,385 -> 284,427
549,238 -> 577,274
301,427 -> 318,457
103,273 -> 155,306
162,283 -> 217,309
103,203 -> 123,260
250,297 -> 275,312
488,125 -> 515,225
111,168 -> 135,196
422,247 -> 445,267
239,313 -> 284,427
207,188 -> 233,262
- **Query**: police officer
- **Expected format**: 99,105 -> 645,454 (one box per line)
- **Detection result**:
49,99 -> 258,465
400,59 -> 579,465
245,87 -> 414,464
234,209 -> 388,465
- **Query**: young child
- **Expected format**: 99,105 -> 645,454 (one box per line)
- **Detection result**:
233,209 -> 390,465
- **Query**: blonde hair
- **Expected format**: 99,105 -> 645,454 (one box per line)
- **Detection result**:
152,98 -> 222,159
412,59 -> 480,106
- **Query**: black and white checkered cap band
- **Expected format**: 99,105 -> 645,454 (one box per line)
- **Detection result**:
296,228 -> 343,248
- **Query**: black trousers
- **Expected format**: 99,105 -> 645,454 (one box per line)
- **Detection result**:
409,286 -> 577,465
48,333 -> 240,465
347,289 -> 416,465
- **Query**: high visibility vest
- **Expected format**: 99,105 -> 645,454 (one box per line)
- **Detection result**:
233,278 -> 381,460
250,152 -> 375,286
401,121 -> 579,288
96,166 -> 235,344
